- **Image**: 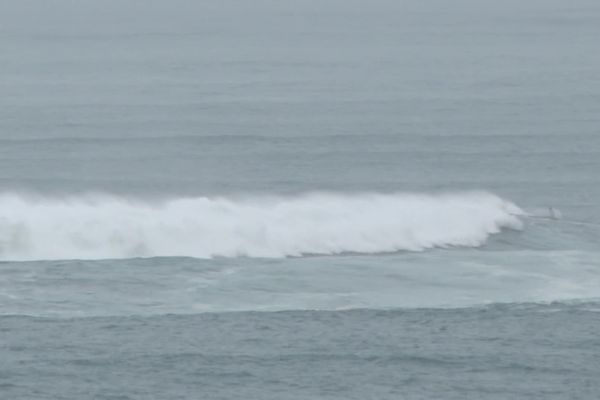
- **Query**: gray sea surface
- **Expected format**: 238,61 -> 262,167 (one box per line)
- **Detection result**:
1,0 -> 600,399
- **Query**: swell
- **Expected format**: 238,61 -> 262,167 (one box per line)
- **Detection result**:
0,191 -> 523,261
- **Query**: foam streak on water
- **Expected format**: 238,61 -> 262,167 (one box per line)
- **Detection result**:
0,191 -> 522,261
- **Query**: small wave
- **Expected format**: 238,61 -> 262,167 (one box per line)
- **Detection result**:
0,191 -> 523,261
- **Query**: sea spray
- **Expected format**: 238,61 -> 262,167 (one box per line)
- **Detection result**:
0,191 -> 523,261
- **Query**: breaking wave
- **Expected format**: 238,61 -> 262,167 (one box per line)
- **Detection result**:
0,191 -> 523,261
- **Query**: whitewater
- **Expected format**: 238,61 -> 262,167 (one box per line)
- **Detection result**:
0,191 -> 522,261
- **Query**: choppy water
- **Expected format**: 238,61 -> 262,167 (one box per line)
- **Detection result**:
1,0 -> 600,399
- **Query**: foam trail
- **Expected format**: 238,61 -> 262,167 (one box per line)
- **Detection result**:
520,208 -> 600,228
0,192 -> 523,261
527,207 -> 563,220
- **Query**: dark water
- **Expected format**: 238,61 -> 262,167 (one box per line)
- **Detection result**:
1,0 -> 600,398
3,305 -> 600,399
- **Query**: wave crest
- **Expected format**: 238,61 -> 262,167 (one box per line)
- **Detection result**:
0,191 -> 523,261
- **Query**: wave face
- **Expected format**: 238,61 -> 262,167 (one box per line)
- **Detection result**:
0,192 -> 523,261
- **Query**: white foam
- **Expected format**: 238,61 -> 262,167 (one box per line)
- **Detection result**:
0,191 -> 523,261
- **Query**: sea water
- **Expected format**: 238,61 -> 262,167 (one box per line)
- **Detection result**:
1,0 -> 600,398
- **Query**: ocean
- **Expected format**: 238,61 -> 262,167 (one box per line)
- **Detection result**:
1,0 -> 600,398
